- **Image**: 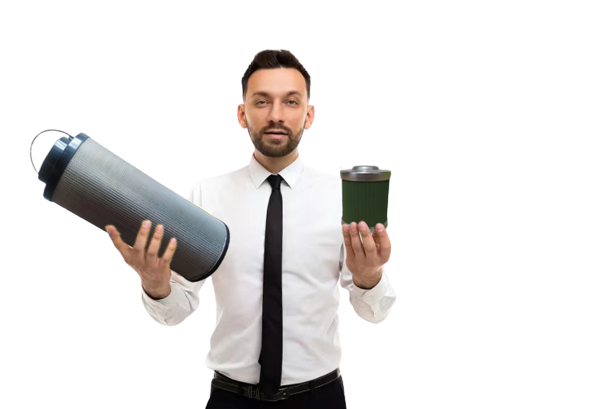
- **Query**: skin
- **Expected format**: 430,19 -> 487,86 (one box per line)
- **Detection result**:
105,67 -> 391,299
342,222 -> 390,289
106,221 -> 175,299
238,68 -> 314,174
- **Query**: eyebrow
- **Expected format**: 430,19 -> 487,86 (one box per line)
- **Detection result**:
251,91 -> 303,99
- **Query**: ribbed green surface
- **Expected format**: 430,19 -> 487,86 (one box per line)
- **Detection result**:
342,180 -> 389,227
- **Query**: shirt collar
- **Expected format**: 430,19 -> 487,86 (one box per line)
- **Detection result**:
248,152 -> 305,190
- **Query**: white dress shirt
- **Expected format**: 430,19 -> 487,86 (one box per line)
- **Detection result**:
141,152 -> 397,385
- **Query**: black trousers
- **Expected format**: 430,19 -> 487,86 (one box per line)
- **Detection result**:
205,375 -> 348,409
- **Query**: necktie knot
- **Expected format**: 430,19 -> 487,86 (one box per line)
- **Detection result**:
267,174 -> 283,191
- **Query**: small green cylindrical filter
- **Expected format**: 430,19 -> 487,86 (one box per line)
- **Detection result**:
340,165 -> 391,233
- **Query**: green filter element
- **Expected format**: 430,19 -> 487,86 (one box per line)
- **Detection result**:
342,180 -> 389,227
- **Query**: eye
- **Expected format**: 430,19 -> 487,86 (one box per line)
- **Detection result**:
255,100 -> 298,106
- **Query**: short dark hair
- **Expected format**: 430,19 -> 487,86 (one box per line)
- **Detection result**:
242,49 -> 311,101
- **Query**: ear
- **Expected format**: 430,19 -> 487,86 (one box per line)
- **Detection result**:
304,105 -> 315,130
237,104 -> 247,129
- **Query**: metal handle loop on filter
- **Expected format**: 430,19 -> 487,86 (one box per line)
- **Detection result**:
30,129 -> 73,175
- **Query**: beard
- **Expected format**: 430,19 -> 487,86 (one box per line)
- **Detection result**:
247,119 -> 304,158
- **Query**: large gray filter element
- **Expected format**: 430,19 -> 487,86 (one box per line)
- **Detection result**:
36,132 -> 230,282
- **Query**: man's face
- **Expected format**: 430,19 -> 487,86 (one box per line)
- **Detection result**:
238,68 -> 314,158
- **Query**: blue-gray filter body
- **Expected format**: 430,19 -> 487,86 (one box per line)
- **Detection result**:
38,133 -> 229,282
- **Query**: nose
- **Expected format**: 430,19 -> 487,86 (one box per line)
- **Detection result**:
267,100 -> 285,124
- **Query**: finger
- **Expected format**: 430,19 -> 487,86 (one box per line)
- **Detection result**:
358,221 -> 377,257
372,223 -> 391,262
349,222 -> 365,259
106,225 -> 131,262
146,224 -> 165,260
371,223 -> 383,251
342,224 -> 355,259
133,220 -> 152,258
159,237 -> 178,268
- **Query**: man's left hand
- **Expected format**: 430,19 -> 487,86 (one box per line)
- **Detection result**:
342,221 -> 392,290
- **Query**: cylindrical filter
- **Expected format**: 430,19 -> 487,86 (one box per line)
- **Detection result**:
36,132 -> 229,282
340,165 -> 391,233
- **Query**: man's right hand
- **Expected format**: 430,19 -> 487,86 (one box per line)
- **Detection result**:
105,220 -> 178,300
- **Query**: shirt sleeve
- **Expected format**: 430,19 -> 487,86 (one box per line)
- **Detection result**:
338,242 -> 397,324
140,182 -> 206,326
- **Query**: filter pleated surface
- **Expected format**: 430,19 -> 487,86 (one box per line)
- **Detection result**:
52,138 -> 228,281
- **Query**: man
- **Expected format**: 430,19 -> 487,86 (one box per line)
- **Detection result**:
105,49 -> 396,408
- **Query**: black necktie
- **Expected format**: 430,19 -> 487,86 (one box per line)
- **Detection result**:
258,174 -> 283,395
